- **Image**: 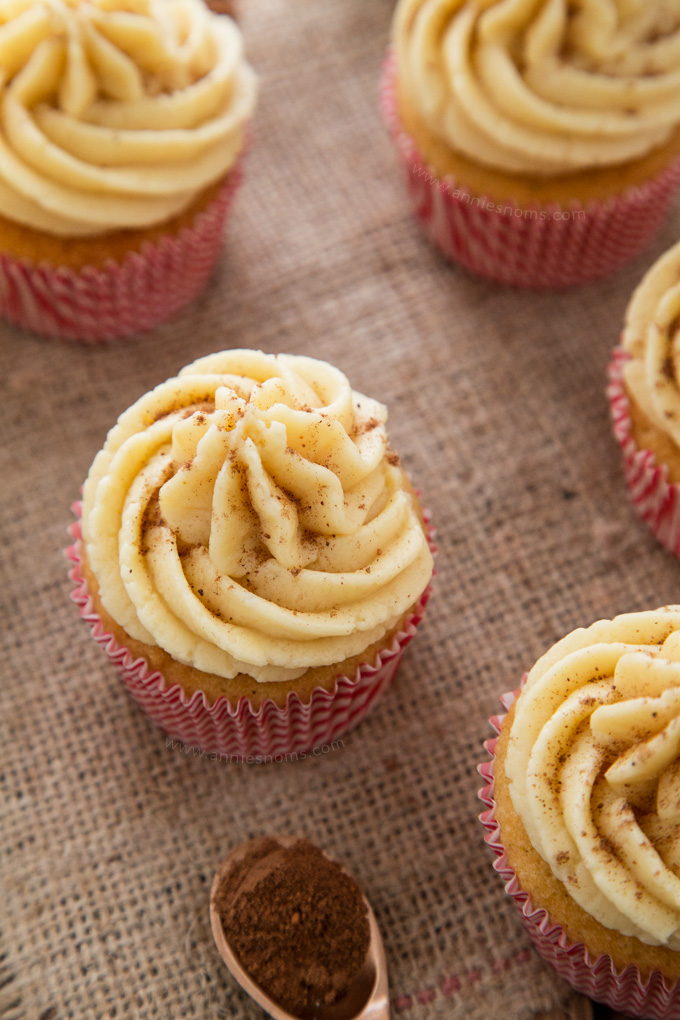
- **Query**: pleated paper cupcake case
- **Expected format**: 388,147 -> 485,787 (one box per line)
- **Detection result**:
478,689 -> 680,1020
67,503 -> 435,758
380,51 -> 680,289
0,162 -> 243,344
608,346 -> 680,556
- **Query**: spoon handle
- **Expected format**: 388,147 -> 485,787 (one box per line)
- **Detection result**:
360,994 -> 391,1019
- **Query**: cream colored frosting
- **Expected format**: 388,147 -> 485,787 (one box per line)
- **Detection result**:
622,239 -> 680,448
0,0 -> 256,237
394,0 -> 680,176
81,350 -> 434,683
506,607 -> 680,947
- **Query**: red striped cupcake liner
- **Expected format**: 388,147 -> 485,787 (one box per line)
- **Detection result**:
608,346 -> 680,556
380,51 -> 680,289
0,162 -> 243,344
67,503 -> 434,759
479,689 -> 680,1019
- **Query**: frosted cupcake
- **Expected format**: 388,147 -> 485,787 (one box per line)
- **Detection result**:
68,350 -> 435,757
0,0 -> 256,341
480,607 -> 680,1018
609,240 -> 680,555
383,0 -> 680,288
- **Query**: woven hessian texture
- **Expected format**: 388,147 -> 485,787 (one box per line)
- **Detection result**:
1,2 -> 680,1019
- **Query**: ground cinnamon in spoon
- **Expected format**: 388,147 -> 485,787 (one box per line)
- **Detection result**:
215,837 -> 370,1015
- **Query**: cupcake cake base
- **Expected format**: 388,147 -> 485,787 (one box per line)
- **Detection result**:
67,504 -> 434,759
381,52 -> 680,289
0,166 -> 242,344
608,347 -> 680,557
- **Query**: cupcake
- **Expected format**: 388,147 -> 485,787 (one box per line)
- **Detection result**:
0,0 -> 256,342
68,350 -> 435,757
382,0 -> 680,288
609,239 -> 680,556
480,607 -> 680,1018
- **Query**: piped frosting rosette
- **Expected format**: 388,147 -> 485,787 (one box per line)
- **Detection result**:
81,350 -> 434,684
0,0 -> 256,236
505,607 -> 680,949
394,0 -> 680,176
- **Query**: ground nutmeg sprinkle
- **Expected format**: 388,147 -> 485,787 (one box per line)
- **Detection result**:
215,837 -> 370,1014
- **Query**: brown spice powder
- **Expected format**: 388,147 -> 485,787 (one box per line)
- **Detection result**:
215,838 -> 370,1014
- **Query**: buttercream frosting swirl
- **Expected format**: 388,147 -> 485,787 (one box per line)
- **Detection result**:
506,607 -> 680,946
622,239 -> 680,449
81,350 -> 433,683
0,0 -> 256,236
394,0 -> 680,176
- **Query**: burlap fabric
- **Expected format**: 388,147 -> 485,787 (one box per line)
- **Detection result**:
1,2 -> 679,1018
